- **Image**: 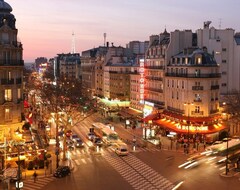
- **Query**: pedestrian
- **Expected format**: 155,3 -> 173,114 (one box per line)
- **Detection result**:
33,171 -> 38,183
203,142 -> 206,150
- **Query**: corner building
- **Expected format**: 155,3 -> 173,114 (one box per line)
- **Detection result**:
0,0 -> 24,135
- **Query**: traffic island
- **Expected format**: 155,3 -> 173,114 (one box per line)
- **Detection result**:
220,171 -> 234,178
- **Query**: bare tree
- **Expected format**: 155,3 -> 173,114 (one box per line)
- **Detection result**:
40,78 -> 93,161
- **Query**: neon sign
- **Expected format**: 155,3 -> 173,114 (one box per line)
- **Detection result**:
176,124 -> 208,131
139,59 -> 145,104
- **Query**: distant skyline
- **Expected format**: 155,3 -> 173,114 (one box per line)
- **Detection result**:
7,0 -> 240,62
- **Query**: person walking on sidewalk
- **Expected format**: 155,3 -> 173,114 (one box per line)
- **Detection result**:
33,171 -> 38,183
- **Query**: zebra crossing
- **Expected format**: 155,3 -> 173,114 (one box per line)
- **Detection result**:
11,176 -> 55,190
68,145 -> 162,167
69,147 -> 174,189
104,151 -> 175,190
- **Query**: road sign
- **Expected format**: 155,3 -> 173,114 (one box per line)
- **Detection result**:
16,181 -> 23,188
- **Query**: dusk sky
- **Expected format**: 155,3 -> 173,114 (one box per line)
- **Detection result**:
7,0 -> 240,63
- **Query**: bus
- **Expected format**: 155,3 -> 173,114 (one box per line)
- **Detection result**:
92,123 -> 119,145
205,138 -> 240,163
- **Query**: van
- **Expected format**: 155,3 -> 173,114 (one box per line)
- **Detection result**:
115,143 -> 129,156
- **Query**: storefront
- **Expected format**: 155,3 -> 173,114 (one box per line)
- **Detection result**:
153,111 -> 226,143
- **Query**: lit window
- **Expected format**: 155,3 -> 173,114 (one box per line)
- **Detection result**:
5,108 -> 12,120
5,89 -> 12,101
197,57 -> 201,64
17,88 -> 21,99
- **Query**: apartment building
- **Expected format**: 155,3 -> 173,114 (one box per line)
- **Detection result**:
0,1 -> 24,128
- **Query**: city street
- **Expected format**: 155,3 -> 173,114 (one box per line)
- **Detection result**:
14,113 -> 240,190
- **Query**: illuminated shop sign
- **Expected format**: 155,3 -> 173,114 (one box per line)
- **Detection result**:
144,101 -> 154,107
139,59 -> 145,104
176,125 -> 208,131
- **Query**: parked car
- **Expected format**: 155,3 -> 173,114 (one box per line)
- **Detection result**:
53,166 -> 71,178
87,132 -> 95,141
75,139 -> 84,148
93,137 -> 103,146
71,134 -> 80,141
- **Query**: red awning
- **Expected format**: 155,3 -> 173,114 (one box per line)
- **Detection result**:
162,110 -> 221,123
154,118 -> 226,134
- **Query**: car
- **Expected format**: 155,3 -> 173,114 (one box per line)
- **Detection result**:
115,143 -> 129,156
93,137 -> 103,146
87,132 -> 95,141
71,134 -> 80,141
53,166 -> 71,178
75,139 -> 84,148
212,141 -> 223,145
222,138 -> 232,142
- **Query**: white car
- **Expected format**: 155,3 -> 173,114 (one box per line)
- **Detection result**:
115,144 -> 129,156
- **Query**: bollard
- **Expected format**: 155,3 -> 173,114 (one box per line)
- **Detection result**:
96,146 -> 99,152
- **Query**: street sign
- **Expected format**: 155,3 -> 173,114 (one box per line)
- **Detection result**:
16,181 -> 23,188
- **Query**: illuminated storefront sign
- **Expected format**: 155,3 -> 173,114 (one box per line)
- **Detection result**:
139,59 -> 145,104
176,124 -> 208,131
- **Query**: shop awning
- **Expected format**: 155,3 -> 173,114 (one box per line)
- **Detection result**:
162,110 -> 221,123
154,118 -> 227,134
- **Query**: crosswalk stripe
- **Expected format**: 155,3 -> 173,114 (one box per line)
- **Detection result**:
81,158 -> 87,164
75,159 -> 81,165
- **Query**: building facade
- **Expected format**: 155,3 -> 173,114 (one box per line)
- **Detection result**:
0,0 -> 24,130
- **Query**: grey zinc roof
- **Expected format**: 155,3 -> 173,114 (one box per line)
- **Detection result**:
0,0 -> 12,12
234,36 -> 240,45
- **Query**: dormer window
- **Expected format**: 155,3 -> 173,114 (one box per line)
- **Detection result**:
197,57 -> 201,64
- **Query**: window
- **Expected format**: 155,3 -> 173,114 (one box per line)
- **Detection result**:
195,81 -> 200,86
195,69 -> 200,77
195,106 -> 200,113
197,57 -> 201,64
222,71 -> 227,75
5,108 -> 12,120
222,60 -> 227,63
222,48 -> 227,51
195,94 -> 201,101
18,88 -> 21,99
5,89 -> 12,101
8,71 -> 11,80
182,81 -> 184,89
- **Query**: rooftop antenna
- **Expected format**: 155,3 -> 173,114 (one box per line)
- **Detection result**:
104,33 -> 107,47
71,31 -> 76,54
218,18 -> 222,29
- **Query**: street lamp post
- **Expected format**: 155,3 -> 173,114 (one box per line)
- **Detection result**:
225,130 -> 229,175
184,103 -> 194,154
53,80 -> 60,169
16,146 -> 21,190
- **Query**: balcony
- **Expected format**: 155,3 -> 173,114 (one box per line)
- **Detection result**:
16,78 -> 22,84
167,106 -> 184,114
211,85 -> 220,90
192,86 -> 204,90
165,73 -> 221,78
0,59 -> 24,66
144,65 -> 164,70
145,76 -> 163,81
145,87 -> 163,93
144,98 -> 164,108
193,99 -> 202,103
1,78 -> 14,85
191,111 -> 204,116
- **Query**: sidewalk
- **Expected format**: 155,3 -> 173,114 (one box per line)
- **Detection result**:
112,120 -> 204,155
